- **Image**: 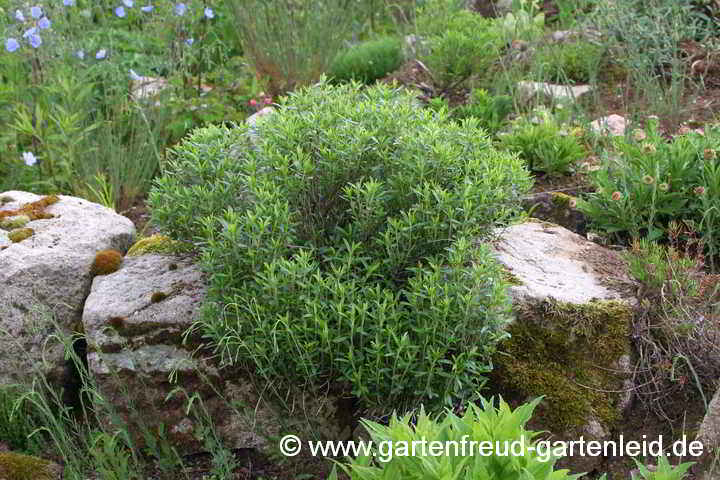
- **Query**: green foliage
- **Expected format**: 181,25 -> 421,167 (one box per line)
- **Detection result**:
329,397 -> 581,480
498,119 -> 586,175
415,0 -> 505,90
0,0 -> 244,209
577,122 -> 720,268
149,123 -> 252,243
453,89 -> 513,134
633,455 -> 694,480
329,37 -> 404,84
223,0 -> 368,94
625,237 -> 697,293
151,82 -> 532,411
0,386 -> 42,453
533,41 -> 605,84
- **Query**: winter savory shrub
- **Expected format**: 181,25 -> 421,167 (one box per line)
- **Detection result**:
150,81 -> 532,412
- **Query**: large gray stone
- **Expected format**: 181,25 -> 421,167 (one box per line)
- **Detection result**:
697,385 -> 720,479
0,191 -> 135,386
83,253 -> 349,454
489,220 -> 636,474
516,81 -> 593,105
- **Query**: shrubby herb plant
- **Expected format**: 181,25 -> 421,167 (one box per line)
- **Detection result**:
415,0 -> 506,91
151,82 -> 532,412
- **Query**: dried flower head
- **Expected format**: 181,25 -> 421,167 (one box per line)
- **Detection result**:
642,175 -> 655,185
611,191 -> 622,201
642,143 -> 657,154
658,183 -> 669,192
704,148 -> 716,160
632,129 -> 646,141
694,186 -> 706,195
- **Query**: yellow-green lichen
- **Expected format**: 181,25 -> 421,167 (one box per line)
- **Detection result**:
0,451 -> 60,480
126,234 -> 192,257
0,214 -> 30,230
490,299 -> 631,432
0,195 -> 58,221
8,227 -> 34,243
551,192 -> 576,207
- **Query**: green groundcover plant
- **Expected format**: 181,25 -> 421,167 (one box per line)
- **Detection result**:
578,121 -> 720,269
329,397 -> 580,480
329,37 -> 404,85
150,81 -> 532,412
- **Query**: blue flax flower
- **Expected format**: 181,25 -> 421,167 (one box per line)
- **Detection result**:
28,34 -> 42,48
5,38 -> 20,52
115,6 -> 126,17
38,17 -> 51,29
23,152 -> 38,166
96,49 -> 107,59
123,0 -> 134,7
15,10 -> 25,22
30,6 -> 42,18
174,2 -> 186,15
204,7 -> 214,18
23,27 -> 37,38
185,37 -> 194,46
141,4 -> 153,11
76,49 -> 85,59
63,0 -> 75,5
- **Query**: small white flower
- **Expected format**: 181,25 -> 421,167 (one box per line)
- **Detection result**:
22,152 -> 37,166
76,49 -> 85,59
15,9 -> 25,22
96,48 -> 107,59
129,69 -> 141,81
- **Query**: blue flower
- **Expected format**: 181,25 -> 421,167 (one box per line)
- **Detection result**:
141,4 -> 153,11
115,6 -> 126,17
23,27 -> 37,38
63,0 -> 75,5
129,69 -> 142,81
28,34 -> 42,48
23,152 -> 38,166
30,6 -> 42,19
174,2 -> 186,16
76,49 -> 85,59
185,37 -> 194,46
96,48 -> 107,59
204,7 -> 214,18
15,9 -> 25,22
38,17 -> 51,29
5,38 -> 20,52
123,0 -> 134,7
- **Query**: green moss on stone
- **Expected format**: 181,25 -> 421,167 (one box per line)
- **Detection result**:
8,228 -> 34,243
551,192 -> 574,207
491,299 -> 631,432
0,215 -> 31,231
0,451 -> 59,480
126,234 -> 191,257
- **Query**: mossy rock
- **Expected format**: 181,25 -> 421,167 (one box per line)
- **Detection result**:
0,452 -> 62,480
0,215 -> 30,231
126,234 -> 191,257
490,298 -> 632,433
